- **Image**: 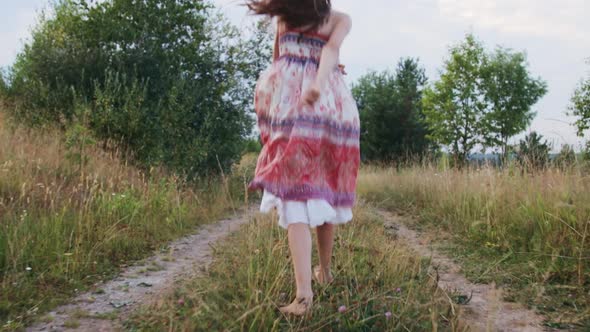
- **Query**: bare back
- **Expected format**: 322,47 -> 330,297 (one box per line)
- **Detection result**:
277,10 -> 350,42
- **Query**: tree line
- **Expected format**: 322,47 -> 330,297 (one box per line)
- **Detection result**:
354,35 -> 590,167
1,0 -> 589,175
1,0 -> 271,180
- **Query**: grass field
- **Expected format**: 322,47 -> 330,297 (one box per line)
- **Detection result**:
0,109 -> 239,330
126,162 -> 590,330
128,204 -> 464,331
2,95 -> 589,330
357,165 -> 590,329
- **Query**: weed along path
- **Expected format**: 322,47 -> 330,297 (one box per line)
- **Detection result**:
378,209 -> 547,332
27,208 -> 254,332
27,205 -> 552,332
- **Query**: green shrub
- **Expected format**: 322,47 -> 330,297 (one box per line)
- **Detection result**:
0,71 -> 6,98
553,144 -> 576,170
7,0 -> 271,179
515,131 -> 551,170
582,141 -> 590,162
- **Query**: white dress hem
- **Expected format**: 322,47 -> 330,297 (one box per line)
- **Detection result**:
260,190 -> 353,230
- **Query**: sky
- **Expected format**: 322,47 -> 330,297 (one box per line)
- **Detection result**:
2,0 -> 589,151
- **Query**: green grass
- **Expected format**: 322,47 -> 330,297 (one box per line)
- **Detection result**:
127,204 -> 464,331
357,165 -> 590,329
0,110 -> 248,330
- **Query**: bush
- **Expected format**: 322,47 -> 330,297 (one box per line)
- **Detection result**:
242,138 -> 262,154
581,141 -> 590,160
0,71 -> 6,98
515,131 -> 551,170
553,144 -> 576,170
7,0 -> 271,179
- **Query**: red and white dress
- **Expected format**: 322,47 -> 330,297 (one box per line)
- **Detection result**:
248,29 -> 361,229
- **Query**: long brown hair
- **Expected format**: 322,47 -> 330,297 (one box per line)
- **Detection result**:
246,0 -> 331,31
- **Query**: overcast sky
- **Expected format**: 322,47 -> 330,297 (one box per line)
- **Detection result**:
2,0 -> 589,151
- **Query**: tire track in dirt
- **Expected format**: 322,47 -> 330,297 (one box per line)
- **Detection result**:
378,209 -> 547,332
27,208 -> 254,332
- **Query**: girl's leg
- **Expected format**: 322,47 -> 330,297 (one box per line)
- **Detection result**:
315,223 -> 335,283
280,223 -> 313,315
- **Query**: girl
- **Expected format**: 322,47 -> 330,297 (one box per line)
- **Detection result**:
246,0 -> 360,316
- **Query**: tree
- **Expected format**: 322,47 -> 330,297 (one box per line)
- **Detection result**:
423,34 -> 547,166
7,0 -> 271,178
423,34 -> 487,165
569,62 -> 590,137
0,69 -> 6,98
480,47 -> 548,160
234,19 -> 274,115
582,141 -> 590,162
516,132 -> 551,170
553,144 -> 576,170
353,57 -> 430,162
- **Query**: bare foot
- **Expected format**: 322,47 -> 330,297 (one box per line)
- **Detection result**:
279,296 -> 313,316
313,265 -> 334,284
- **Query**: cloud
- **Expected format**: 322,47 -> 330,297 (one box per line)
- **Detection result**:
0,2 -> 44,68
438,0 -> 590,44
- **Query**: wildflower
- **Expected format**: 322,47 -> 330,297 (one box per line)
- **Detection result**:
385,311 -> 392,319
26,267 -> 32,272
338,305 -> 346,313
178,298 -> 185,306
396,287 -> 401,293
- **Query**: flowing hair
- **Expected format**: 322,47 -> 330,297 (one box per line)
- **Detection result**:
245,0 -> 331,31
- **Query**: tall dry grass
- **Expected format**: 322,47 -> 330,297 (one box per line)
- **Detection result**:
358,164 -> 590,327
0,110 -> 241,330
129,204 -> 464,331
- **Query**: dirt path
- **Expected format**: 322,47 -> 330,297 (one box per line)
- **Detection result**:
26,206 -> 550,331
379,209 -> 547,332
27,208 -> 254,332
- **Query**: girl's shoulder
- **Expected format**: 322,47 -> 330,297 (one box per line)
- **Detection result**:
330,10 -> 352,24
275,10 -> 351,38
318,10 -> 352,37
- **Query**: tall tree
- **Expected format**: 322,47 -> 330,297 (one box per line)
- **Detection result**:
480,47 -> 548,160
422,34 -> 487,165
353,57 -> 429,161
569,62 -> 590,137
7,0 -> 270,178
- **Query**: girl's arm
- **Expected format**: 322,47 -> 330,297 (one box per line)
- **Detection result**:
302,13 -> 352,106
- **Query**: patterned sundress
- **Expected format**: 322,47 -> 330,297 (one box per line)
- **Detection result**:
248,29 -> 361,229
